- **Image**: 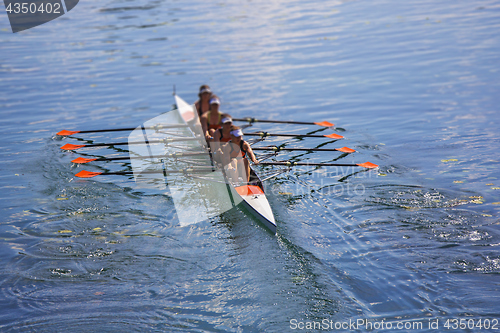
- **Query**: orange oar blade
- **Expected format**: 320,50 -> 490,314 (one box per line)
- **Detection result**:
336,147 -> 356,153
75,170 -> 103,178
324,133 -> 343,139
72,157 -> 97,164
57,130 -> 80,136
314,121 -> 334,127
357,162 -> 378,169
61,143 -> 86,150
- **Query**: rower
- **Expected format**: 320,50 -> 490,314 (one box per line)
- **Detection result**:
210,114 -> 232,164
223,126 -> 259,183
213,114 -> 232,143
194,85 -> 212,117
200,95 -> 223,142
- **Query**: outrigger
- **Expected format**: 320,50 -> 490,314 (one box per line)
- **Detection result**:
56,95 -> 378,234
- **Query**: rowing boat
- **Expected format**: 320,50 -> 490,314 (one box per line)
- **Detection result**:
60,93 -> 378,235
174,95 -> 277,233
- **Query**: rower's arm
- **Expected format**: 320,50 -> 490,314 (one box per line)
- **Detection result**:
245,143 -> 259,164
221,142 -> 232,165
200,113 -> 210,140
194,101 -> 200,115
213,129 -> 221,142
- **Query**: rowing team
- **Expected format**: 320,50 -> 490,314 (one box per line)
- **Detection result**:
193,85 -> 258,183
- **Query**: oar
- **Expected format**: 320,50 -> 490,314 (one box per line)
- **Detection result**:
75,166 -> 217,178
60,138 -> 201,151
71,151 -> 209,164
56,124 -> 188,136
259,161 -> 379,169
233,118 -> 334,127
71,147 -> 355,164
57,120 -> 334,136
243,132 -> 343,139
252,146 -> 355,153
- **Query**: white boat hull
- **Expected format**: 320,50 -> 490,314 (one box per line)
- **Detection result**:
235,184 -> 276,234
173,95 -> 277,234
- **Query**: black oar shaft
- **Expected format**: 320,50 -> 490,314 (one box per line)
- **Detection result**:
233,118 -> 328,126
82,138 -> 200,148
258,161 -> 378,168
75,166 -> 217,178
78,127 -> 138,134
80,125 -> 189,133
252,147 -> 343,152
59,124 -> 188,136
78,152 -> 209,163
244,132 -> 333,138
83,142 -> 129,148
260,162 -> 358,167
62,137 -> 205,151
125,152 -> 208,161
111,167 -> 216,175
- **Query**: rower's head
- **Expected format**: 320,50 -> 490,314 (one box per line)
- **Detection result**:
209,95 -> 221,111
230,125 -> 243,143
198,85 -> 212,100
221,114 -> 233,131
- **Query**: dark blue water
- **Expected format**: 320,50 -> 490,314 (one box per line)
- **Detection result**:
1,0 -> 499,331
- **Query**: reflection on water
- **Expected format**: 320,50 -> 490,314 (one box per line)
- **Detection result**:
1,0 -> 500,330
